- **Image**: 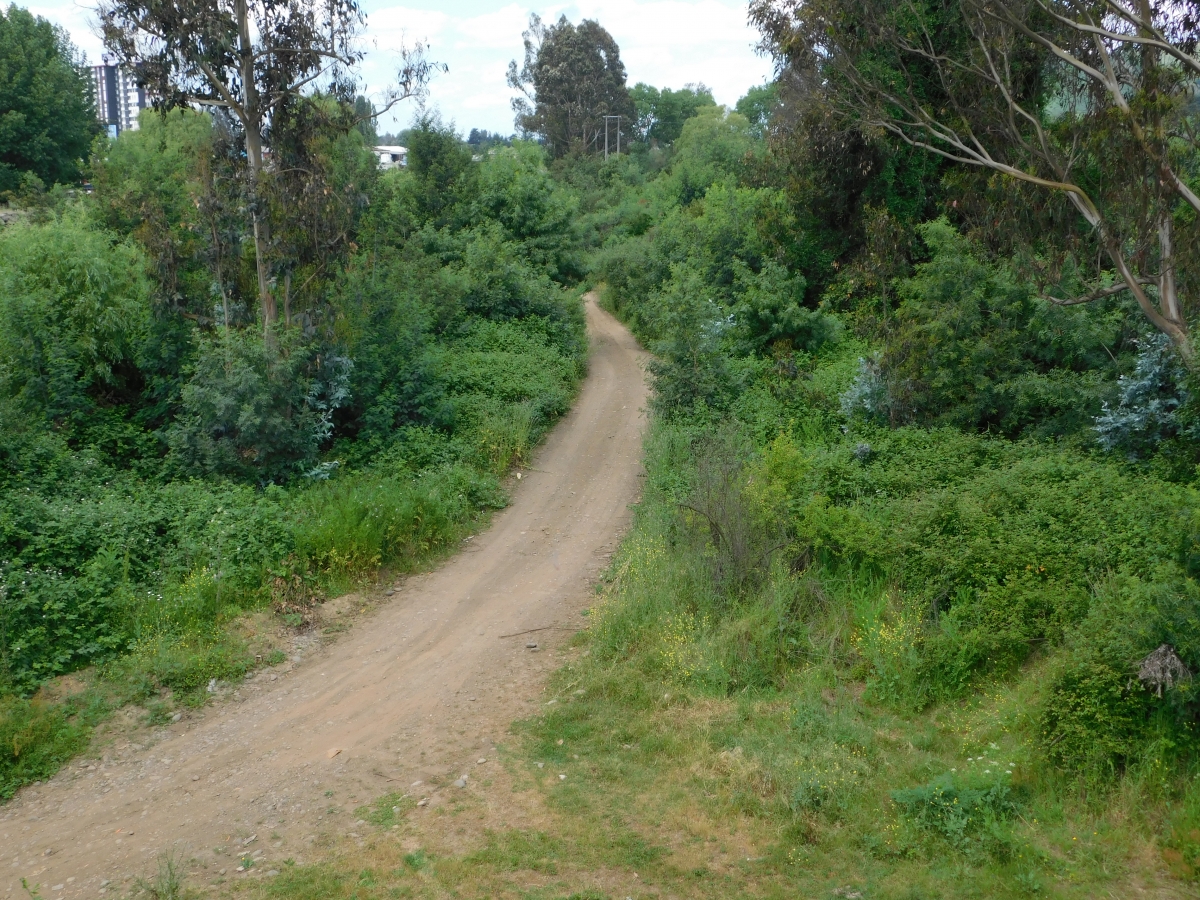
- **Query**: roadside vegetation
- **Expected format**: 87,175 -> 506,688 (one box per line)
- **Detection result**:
3,1 -> 1200,897
225,11 -> 1199,898
0,5 -> 585,798
221,91 -> 1200,896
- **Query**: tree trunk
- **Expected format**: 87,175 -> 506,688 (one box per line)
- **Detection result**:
283,270 -> 292,327
237,0 -> 275,334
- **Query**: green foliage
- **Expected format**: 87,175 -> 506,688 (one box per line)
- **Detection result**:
291,464 -> 504,578
891,773 -> 1016,849
395,115 -> 477,230
588,97 -> 1200,809
1039,574 -> 1200,775
472,142 -> 580,280
89,108 -> 218,310
629,83 -> 715,146
0,6 -> 96,192
658,106 -> 757,207
327,251 -> 445,447
0,697 -> 89,799
1095,332 -> 1195,460
734,82 -> 779,134
873,220 -> 1133,439
644,268 -> 738,415
735,260 -> 840,353
0,212 -> 152,436
168,327 -> 349,482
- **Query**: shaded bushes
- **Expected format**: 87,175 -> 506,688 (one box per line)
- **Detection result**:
169,326 -> 351,482
850,219 -> 1137,441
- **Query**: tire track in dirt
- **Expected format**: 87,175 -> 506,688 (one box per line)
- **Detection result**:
2,293 -> 648,897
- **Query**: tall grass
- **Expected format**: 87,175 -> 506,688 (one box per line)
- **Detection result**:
291,464 -> 506,579
517,395 -> 1200,895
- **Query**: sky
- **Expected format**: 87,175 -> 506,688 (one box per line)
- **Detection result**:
29,0 -> 775,137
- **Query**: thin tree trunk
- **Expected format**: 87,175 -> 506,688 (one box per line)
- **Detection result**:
237,0 -> 275,333
283,270 -> 292,327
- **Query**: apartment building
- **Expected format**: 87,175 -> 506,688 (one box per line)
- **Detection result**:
91,56 -> 148,136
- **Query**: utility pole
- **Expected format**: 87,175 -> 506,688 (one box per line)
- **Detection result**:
604,115 -> 621,160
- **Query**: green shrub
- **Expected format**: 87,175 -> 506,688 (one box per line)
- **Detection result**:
646,268 -> 739,416
291,464 -> 504,578
733,260 -> 839,353
787,425 -> 1196,702
658,106 -> 757,207
0,213 -> 152,435
1039,574 -> 1200,774
330,251 -> 447,446
891,772 -> 1016,849
870,219 -> 1132,440
168,327 -> 350,482
473,141 -> 580,280
0,473 -> 290,691
0,697 -> 89,799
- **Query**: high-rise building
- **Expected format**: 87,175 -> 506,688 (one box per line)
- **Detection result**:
91,55 -> 147,137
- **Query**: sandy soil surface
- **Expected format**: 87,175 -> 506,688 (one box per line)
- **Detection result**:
2,293 -> 648,898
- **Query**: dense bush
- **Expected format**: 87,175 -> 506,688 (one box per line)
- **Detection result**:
867,220 -> 1134,439
0,107 -> 588,801
169,326 -> 351,482
0,214 -> 152,437
586,90 -> 1200,809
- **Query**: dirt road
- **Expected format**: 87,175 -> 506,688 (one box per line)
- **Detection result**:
2,294 -> 648,897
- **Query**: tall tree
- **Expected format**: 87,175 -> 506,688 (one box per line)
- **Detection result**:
508,14 -> 635,157
0,5 -> 97,193
99,0 -> 440,332
751,0 -> 1200,360
630,83 -> 715,146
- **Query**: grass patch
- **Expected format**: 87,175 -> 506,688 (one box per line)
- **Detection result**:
0,697 -> 89,799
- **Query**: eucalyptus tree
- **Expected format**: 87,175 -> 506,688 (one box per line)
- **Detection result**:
508,14 -> 635,157
752,0 -> 1200,360
99,0 -> 440,331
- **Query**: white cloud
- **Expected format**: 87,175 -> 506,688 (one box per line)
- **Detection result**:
454,4 -> 530,50
28,1 -> 104,62
360,5 -> 450,50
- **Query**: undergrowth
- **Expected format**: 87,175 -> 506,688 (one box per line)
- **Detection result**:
0,117 -> 588,798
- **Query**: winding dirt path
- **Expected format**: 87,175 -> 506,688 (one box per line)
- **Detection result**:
2,294 -> 648,898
